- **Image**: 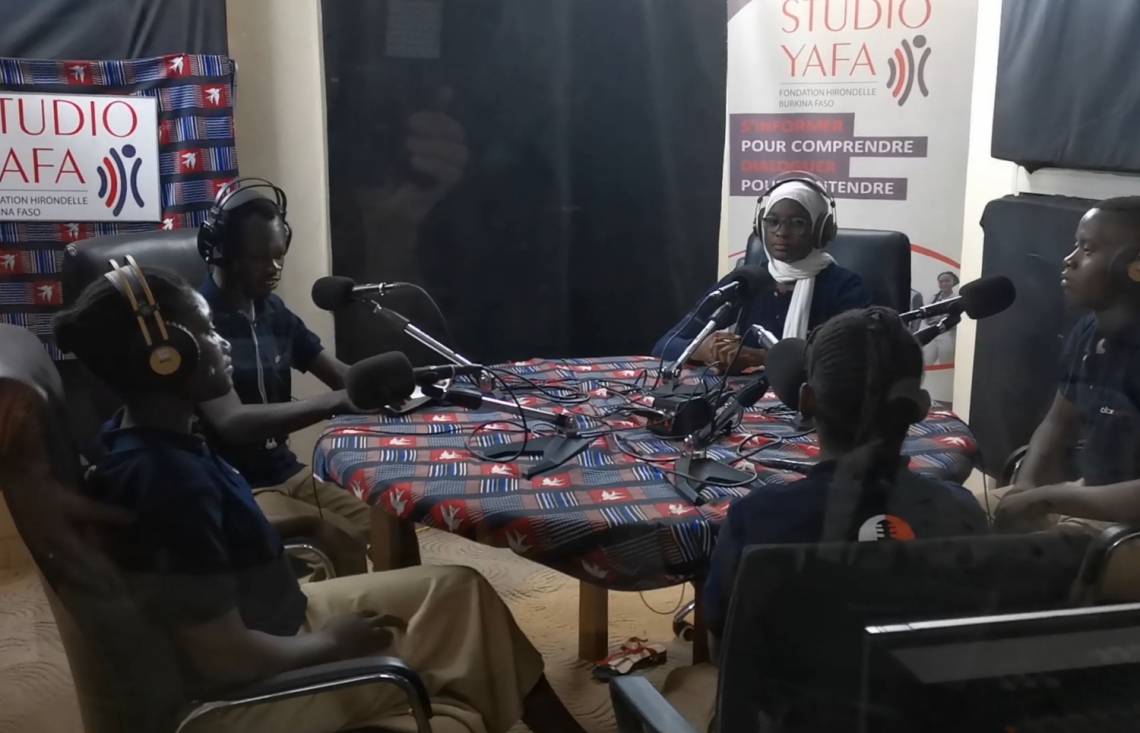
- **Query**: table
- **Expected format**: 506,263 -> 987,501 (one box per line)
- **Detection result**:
313,356 -> 977,659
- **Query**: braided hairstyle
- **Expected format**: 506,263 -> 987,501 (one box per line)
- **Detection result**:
804,306 -> 927,481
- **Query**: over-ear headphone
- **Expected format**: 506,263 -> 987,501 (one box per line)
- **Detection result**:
1110,243 -> 1140,287
103,255 -> 200,386
197,177 -> 291,265
752,171 -> 838,250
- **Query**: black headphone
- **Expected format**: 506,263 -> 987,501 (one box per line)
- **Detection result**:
752,171 -> 838,250
1110,243 -> 1140,288
197,177 -> 292,265
103,255 -> 200,386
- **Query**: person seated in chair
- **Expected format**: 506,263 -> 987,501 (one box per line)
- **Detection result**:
652,174 -> 870,373
195,179 -> 371,574
662,308 -> 988,732
997,197 -> 1140,532
53,266 -> 587,733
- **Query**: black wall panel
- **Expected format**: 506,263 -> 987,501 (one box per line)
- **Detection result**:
971,194 -> 1094,475
994,0 -> 1140,173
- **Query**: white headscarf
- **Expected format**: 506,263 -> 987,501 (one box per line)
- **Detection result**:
762,180 -> 836,339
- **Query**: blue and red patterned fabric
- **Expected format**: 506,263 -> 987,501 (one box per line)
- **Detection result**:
314,356 -> 978,591
0,54 -> 237,358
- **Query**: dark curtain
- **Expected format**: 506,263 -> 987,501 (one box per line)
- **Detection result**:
323,0 -> 725,365
994,0 -> 1140,173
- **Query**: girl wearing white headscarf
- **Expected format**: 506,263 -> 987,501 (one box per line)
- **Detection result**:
652,177 -> 870,372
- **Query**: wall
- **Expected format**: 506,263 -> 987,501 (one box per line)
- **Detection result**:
226,0 -> 335,464
953,0 -> 1140,429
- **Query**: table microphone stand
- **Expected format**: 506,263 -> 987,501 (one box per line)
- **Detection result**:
422,385 -> 595,479
367,300 -> 476,367
914,309 -> 963,347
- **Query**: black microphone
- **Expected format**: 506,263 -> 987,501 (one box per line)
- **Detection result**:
899,275 -> 1016,323
345,352 -> 487,410
766,337 -> 808,412
691,374 -> 770,445
312,275 -> 409,311
702,265 -> 774,310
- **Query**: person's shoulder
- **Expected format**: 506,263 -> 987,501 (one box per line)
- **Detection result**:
1064,313 -> 1098,351
95,441 -> 223,501
728,474 -> 829,522
825,262 -> 865,288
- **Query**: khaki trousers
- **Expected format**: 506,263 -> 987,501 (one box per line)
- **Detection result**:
191,565 -> 545,733
254,468 -> 372,574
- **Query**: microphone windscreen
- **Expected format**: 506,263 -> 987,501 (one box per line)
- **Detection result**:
726,264 -> 774,298
345,351 -> 416,410
312,276 -> 356,311
766,337 -> 807,412
960,276 -> 1016,319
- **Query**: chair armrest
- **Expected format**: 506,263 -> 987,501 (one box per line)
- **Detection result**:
176,656 -> 432,733
610,676 -> 699,733
1071,524 -> 1140,605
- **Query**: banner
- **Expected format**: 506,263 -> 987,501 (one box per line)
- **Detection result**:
0,54 -> 238,358
721,0 -> 978,401
0,92 -> 161,222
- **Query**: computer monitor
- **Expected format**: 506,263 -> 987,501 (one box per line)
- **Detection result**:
862,602 -> 1140,732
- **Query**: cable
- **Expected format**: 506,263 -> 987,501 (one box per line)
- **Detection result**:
610,432 -> 758,488
639,585 -> 688,616
735,429 -> 817,461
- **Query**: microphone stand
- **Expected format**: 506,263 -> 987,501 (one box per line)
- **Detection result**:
914,308 -> 962,347
367,300 -> 476,366
672,376 -> 767,504
654,302 -> 734,397
422,385 -> 595,479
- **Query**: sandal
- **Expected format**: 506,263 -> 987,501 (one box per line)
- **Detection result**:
591,637 -> 668,681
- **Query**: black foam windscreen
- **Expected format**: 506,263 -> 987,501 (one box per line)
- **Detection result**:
766,337 -> 807,412
961,275 -> 1017,319
311,276 -> 356,312
726,264 -> 775,299
345,351 -> 416,410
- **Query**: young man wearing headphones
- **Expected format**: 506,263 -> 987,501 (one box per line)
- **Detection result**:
652,173 -> 870,373
997,197 -> 1140,530
196,179 -> 370,574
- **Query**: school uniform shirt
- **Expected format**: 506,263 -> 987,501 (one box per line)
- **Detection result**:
701,460 -> 988,640
86,413 -> 308,642
1059,314 -> 1140,486
652,263 -> 870,361
200,277 -> 324,487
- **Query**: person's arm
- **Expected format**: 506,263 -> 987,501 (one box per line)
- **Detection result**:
837,271 -> 873,311
198,387 -> 353,445
1015,391 -> 1080,489
175,608 -> 404,688
998,478 -> 1140,526
307,351 -> 350,391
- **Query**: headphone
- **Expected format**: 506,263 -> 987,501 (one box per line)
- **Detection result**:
752,171 -> 838,250
1111,243 -> 1140,287
103,255 -> 200,386
197,177 -> 291,265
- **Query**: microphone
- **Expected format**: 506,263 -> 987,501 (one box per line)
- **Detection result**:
899,275 -> 1016,323
314,276 -> 477,368
312,276 -> 409,311
690,374 -> 770,445
669,301 -> 736,375
766,337 -> 807,412
345,352 -> 487,410
702,265 -> 773,309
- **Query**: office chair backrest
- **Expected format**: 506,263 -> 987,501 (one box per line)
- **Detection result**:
744,228 -> 912,312
0,324 -> 188,733
715,534 -> 1091,732
58,230 -> 206,457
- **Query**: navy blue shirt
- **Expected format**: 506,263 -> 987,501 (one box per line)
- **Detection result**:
87,414 -> 307,639
652,264 -> 870,360
1059,314 -> 1140,486
200,277 -> 324,487
702,460 -> 987,639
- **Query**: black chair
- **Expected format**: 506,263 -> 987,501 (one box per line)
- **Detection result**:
743,228 -> 912,313
61,230 -> 337,580
612,533 -> 1095,732
0,324 -> 432,733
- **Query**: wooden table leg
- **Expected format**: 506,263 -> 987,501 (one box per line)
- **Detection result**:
369,507 -> 421,572
578,581 -> 609,661
691,578 -> 710,664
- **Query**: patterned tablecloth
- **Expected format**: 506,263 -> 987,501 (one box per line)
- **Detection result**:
313,357 -> 977,591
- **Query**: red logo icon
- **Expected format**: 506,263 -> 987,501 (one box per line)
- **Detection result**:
63,61 -> 95,86
164,55 -> 191,78
178,149 -> 203,174
200,83 -> 230,108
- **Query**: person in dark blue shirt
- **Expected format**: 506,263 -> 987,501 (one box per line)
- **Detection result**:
998,197 -> 1140,529
53,265 -> 587,733
704,307 -> 987,640
652,178 -> 869,372
195,183 -> 371,575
